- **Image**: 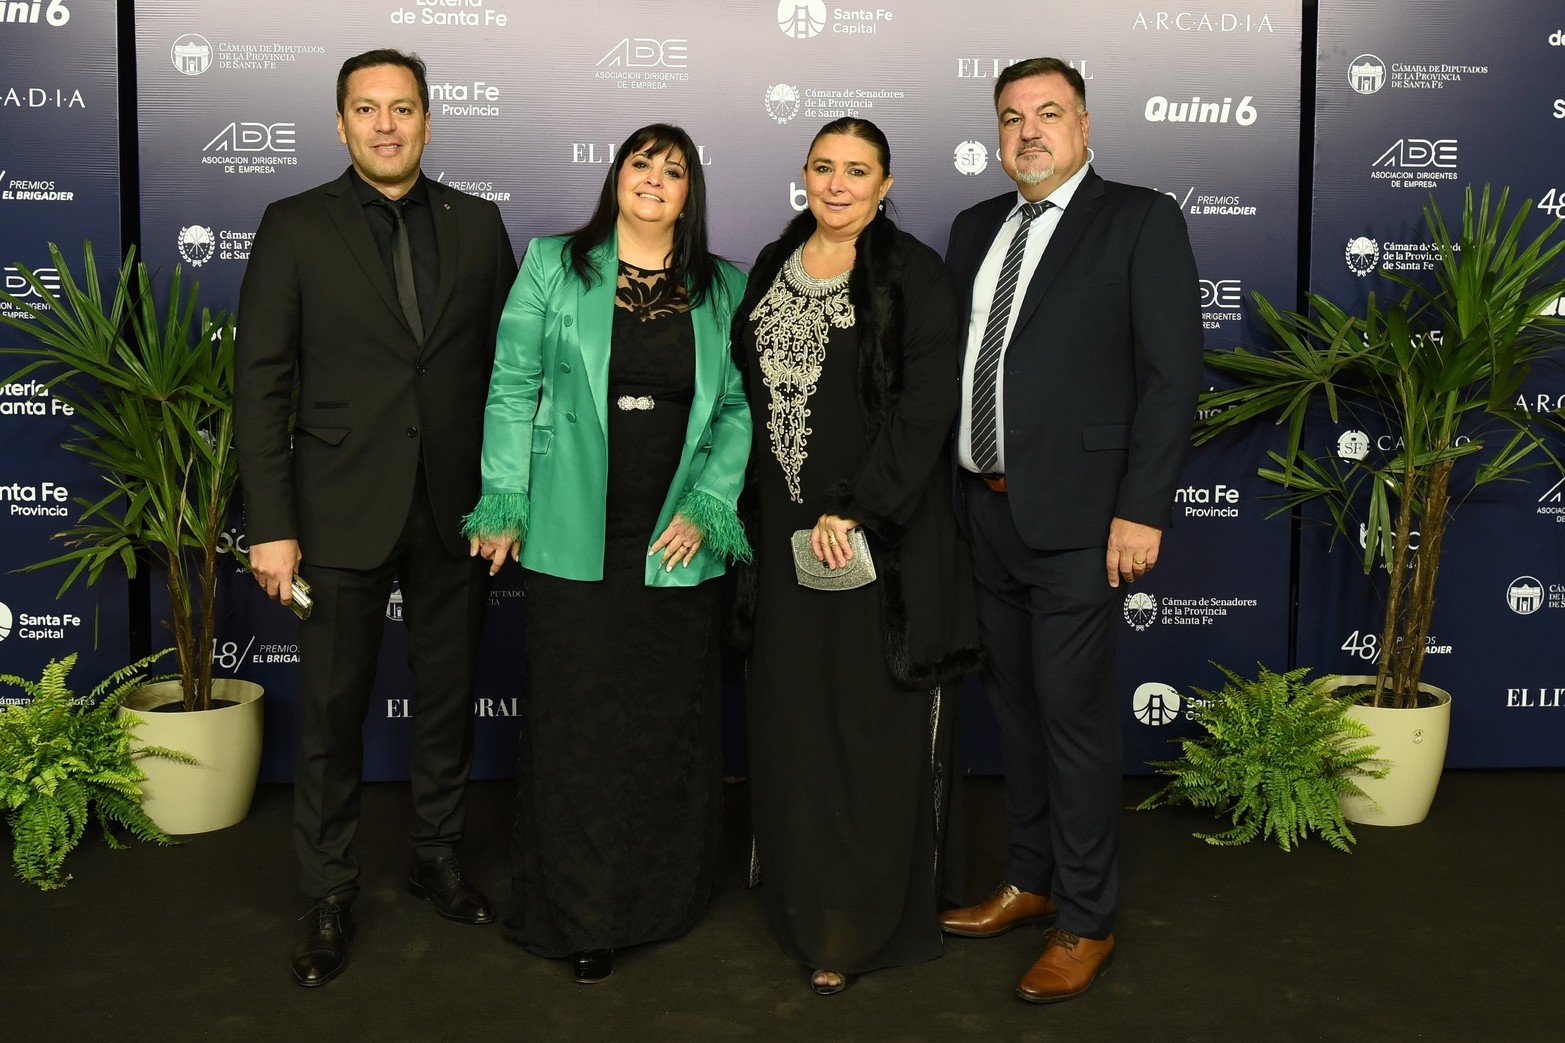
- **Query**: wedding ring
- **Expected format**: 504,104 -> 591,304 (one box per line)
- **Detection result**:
1132,558 -> 1147,566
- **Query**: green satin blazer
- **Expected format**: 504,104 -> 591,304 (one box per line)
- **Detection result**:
464,233 -> 751,586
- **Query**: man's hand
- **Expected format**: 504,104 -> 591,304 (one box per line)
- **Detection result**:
250,539 -> 303,604
1106,518 -> 1162,588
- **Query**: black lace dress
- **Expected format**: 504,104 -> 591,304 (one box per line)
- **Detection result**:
504,263 -> 723,958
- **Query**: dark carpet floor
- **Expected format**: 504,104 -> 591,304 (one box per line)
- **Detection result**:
4,771 -> 1559,1041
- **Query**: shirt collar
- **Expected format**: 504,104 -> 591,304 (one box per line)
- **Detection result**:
1009,161 -> 1091,220
347,165 -> 430,208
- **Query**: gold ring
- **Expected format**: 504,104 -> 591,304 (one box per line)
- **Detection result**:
826,533 -> 838,544
1132,558 -> 1147,566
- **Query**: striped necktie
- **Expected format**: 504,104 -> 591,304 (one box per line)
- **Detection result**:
970,199 -> 1053,473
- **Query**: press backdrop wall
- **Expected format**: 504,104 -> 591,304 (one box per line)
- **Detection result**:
2,1 -> 1560,780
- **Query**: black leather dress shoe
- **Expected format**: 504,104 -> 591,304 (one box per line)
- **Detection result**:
408,855 -> 494,924
292,896 -> 354,988
572,949 -> 614,984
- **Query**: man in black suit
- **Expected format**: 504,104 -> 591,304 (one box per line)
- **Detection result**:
939,57 -> 1202,1003
235,48 -> 517,987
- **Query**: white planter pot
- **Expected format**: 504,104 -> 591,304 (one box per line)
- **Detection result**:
1329,675 -> 1452,827
120,678 -> 265,835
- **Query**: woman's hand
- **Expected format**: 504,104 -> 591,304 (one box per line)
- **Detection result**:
469,535 -> 520,576
811,514 -> 860,571
649,513 -> 704,572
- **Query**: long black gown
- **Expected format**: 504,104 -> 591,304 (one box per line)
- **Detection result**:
505,264 -> 723,958
741,247 -> 949,975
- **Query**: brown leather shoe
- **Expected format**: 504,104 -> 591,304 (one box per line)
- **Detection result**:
940,883 -> 1057,938
1015,929 -> 1115,1004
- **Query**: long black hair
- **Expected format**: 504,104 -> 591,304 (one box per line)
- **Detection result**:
563,123 -> 724,306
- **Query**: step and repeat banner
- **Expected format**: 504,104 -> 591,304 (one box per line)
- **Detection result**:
127,0 -> 1301,780
0,1 -> 127,690
1304,1 -> 1565,766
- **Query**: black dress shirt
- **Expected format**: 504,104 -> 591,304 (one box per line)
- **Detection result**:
348,166 -> 439,327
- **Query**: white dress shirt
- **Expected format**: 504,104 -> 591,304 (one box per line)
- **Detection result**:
958,162 -> 1092,473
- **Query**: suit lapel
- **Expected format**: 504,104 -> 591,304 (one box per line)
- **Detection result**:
683,272 -> 727,449
1010,169 -> 1106,336
957,196 -> 1014,313
322,171 -> 409,338
576,235 -> 618,441
422,181 -> 460,351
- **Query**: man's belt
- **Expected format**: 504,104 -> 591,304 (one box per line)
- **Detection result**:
975,471 -> 1007,494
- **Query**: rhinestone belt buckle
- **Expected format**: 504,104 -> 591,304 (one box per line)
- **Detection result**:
616,395 -> 655,411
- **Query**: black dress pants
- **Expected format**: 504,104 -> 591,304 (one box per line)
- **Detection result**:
292,470 -> 488,901
962,473 -> 1122,939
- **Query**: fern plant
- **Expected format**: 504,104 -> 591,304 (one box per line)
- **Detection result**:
1137,665 -> 1387,852
0,650 -> 192,889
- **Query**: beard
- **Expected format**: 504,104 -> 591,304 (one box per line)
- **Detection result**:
1010,149 -> 1056,186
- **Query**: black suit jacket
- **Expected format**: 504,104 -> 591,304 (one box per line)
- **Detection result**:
234,169 -> 518,570
945,168 -> 1202,549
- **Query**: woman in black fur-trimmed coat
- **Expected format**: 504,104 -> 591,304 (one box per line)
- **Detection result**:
731,118 -> 981,994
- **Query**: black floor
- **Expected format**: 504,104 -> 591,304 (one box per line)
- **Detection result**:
5,772 -> 1559,1041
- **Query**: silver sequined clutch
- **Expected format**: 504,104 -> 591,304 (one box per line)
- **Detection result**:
790,528 -> 877,591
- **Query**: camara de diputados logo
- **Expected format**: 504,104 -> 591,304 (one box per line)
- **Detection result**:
171,33 -> 213,76
1507,576 -> 1545,615
1349,54 -> 1386,94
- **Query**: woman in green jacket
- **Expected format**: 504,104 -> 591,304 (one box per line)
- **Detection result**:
464,124 -> 750,985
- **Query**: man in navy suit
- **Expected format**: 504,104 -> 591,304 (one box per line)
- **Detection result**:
939,57 -> 1202,1003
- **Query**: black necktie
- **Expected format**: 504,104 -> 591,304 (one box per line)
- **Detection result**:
375,198 -> 424,343
970,200 -> 1053,473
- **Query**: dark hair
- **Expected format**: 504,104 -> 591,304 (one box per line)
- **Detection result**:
336,49 -> 429,114
799,117 -> 899,243
992,57 -> 1087,111
807,116 -> 892,175
564,123 -> 724,306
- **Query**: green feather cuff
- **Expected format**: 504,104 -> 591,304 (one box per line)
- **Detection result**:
461,492 -> 530,543
676,489 -> 752,564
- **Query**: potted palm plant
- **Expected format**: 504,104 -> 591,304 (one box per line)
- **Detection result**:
0,242 -> 264,834
1196,186 -> 1565,825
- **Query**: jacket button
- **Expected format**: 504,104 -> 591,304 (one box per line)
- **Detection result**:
564,316 -> 574,327
565,412 -> 577,423
559,362 -> 571,373
416,365 -> 427,375
406,427 -> 418,437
